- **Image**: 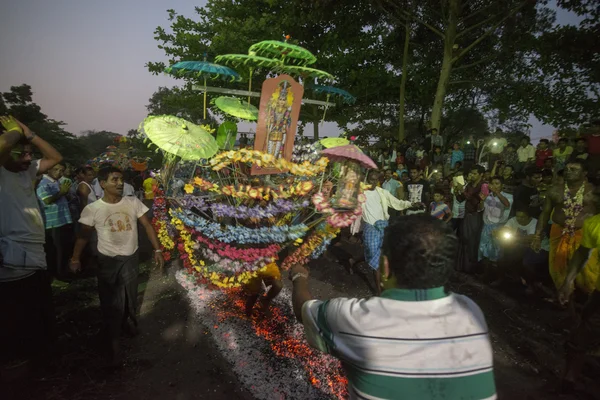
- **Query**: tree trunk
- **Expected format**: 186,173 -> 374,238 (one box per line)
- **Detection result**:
398,23 -> 411,142
430,0 -> 459,132
313,119 -> 319,141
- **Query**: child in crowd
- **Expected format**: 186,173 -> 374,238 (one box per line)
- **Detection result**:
444,147 -> 453,177
451,143 -> 464,170
430,189 -> 453,223
478,176 -> 513,282
535,139 -> 553,168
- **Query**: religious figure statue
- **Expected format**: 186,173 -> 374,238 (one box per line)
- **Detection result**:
332,161 -> 361,210
264,83 -> 293,158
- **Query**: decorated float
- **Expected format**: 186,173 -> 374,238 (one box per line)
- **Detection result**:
143,38 -> 375,291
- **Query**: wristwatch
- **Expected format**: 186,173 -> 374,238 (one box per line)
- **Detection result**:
26,132 -> 37,142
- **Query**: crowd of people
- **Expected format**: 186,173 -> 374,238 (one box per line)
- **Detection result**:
3,113 -> 600,398
359,125 -> 600,300
0,116 -> 163,370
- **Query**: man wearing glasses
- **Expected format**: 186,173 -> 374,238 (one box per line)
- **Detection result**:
0,116 -> 63,366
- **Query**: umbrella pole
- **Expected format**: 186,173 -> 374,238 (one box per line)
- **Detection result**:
203,77 -> 207,120
321,94 -> 330,123
248,68 -> 253,106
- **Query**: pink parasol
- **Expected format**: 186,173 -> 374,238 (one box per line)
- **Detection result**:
321,145 -> 377,169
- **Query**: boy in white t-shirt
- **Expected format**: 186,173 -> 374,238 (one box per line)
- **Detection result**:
70,166 -> 164,365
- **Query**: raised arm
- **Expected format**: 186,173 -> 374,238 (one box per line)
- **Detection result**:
532,194 -> 554,252
14,119 -> 62,174
0,116 -> 25,165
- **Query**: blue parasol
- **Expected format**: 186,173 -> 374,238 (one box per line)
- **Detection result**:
165,60 -> 242,120
310,85 -> 356,104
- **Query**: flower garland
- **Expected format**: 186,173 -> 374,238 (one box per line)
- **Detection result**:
170,208 -> 308,244
152,189 -> 178,262
194,233 -> 282,262
199,246 -> 274,275
281,223 -> 340,270
172,215 -> 262,288
210,199 -> 309,219
210,149 -> 329,176
185,177 -> 316,201
220,180 -> 315,200
312,192 -> 365,228
562,183 -> 585,236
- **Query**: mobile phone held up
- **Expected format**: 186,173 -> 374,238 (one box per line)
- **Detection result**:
481,183 -> 490,196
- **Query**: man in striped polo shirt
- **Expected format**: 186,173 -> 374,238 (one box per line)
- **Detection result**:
291,215 -> 496,399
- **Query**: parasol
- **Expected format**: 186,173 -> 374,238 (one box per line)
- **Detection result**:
214,97 -> 258,121
165,60 -> 242,120
216,121 -> 238,150
311,85 -> 356,104
139,115 -> 219,161
322,145 -> 377,169
249,40 -> 317,65
274,65 -> 334,81
215,53 -> 282,105
310,85 -> 355,122
320,137 -> 349,148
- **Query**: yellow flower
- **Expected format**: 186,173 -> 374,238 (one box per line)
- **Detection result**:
184,184 -> 194,194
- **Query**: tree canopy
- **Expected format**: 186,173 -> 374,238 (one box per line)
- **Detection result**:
142,0 -> 596,142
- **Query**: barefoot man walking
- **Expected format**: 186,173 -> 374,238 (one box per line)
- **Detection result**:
532,160 -> 599,295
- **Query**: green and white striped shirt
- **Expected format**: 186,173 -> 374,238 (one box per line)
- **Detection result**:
302,287 -> 496,400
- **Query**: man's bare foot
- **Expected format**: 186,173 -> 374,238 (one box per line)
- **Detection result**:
245,295 -> 258,317
106,339 -> 122,368
122,320 -> 139,338
258,297 -> 273,319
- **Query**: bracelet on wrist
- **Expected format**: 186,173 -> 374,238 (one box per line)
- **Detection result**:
154,249 -> 162,253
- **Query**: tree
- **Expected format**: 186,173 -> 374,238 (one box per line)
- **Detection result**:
2,84 -> 90,165
146,85 -> 211,125
147,0 -> 393,140
77,130 -> 121,159
377,0 -> 555,132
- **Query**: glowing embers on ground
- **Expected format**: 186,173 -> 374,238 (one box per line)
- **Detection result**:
177,270 -> 348,399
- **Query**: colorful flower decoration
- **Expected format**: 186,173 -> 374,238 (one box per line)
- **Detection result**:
209,149 -> 328,176
170,209 -> 308,244
312,191 -> 365,228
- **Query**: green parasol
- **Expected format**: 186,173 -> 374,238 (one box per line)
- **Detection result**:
215,53 -> 282,69
215,53 -> 282,105
320,137 -> 349,148
273,65 -> 334,81
216,121 -> 238,150
139,115 -> 219,161
214,97 -> 258,121
249,40 -> 317,65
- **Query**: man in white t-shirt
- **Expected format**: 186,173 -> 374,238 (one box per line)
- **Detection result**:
70,166 -> 164,365
0,116 -> 63,363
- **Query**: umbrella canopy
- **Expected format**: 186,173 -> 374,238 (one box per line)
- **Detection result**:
214,54 -> 282,70
311,85 -> 356,104
216,121 -> 238,150
214,97 -> 258,121
322,145 -> 377,169
139,115 -> 219,161
274,65 -> 334,81
319,137 -> 349,148
249,40 -> 317,65
165,61 -> 242,82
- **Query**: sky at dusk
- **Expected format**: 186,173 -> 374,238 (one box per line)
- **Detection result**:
0,0 -> 582,142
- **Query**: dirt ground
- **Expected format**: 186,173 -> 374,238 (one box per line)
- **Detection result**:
2,240 -> 600,400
